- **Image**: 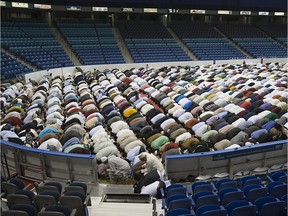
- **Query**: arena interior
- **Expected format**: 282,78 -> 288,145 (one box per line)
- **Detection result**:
0,0 -> 288,215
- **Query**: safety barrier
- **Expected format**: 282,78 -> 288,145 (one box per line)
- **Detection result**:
1,140 -> 97,183
165,140 -> 288,182
1,139 -> 287,183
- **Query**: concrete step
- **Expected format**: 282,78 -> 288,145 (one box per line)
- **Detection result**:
254,25 -> 287,49
1,47 -> 37,71
112,27 -> 134,63
213,27 -> 253,59
167,27 -> 198,61
50,26 -> 82,66
88,196 -> 155,216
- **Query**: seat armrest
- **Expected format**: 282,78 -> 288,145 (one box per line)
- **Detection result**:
160,188 -> 165,198
84,194 -> 91,206
70,209 -> 77,216
161,197 -> 167,210
86,186 -> 92,195
23,183 -> 32,190
186,185 -> 192,195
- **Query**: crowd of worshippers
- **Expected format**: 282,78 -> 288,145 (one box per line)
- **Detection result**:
1,62 -> 288,194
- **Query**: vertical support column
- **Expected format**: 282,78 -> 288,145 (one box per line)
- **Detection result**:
92,157 -> 98,184
127,13 -> 130,21
205,15 -> 210,23
12,149 -> 22,177
45,12 -> 52,26
67,158 -> 73,182
243,16 -> 247,24
247,16 -> 251,24
39,153 -> 47,181
219,15 -> 223,22
111,14 -> 115,27
162,14 -> 168,27
91,12 -> 94,20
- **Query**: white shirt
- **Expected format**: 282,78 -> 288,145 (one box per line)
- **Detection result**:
151,113 -> 165,124
127,146 -> 141,163
141,181 -> 160,197
89,125 -> 104,137
38,138 -> 62,152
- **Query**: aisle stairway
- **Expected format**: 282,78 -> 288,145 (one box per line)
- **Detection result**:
167,27 -> 197,61
112,27 -> 134,63
89,197 -> 156,216
213,27 -> 252,59
50,26 -> 82,66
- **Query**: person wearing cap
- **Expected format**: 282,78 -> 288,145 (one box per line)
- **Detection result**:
38,138 -> 62,152
0,124 -> 24,145
101,155 -> 132,183
138,152 -> 164,176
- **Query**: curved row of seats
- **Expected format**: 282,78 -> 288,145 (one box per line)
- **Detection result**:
1,176 -> 90,216
1,21 -> 73,70
160,170 -> 287,216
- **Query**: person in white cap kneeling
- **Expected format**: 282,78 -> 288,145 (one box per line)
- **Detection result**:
101,155 -> 132,183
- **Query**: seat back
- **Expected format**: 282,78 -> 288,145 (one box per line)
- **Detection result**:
44,182 -> 62,194
2,210 -> 29,216
7,194 -> 32,207
166,184 -> 183,193
254,196 -> 277,211
226,200 -> 249,215
242,178 -> 262,187
9,204 -> 36,216
10,178 -> 25,190
201,209 -> 227,216
216,179 -> 238,191
193,184 -> 214,194
216,179 -> 233,189
60,196 -> 85,216
2,182 -> 18,196
218,181 -> 238,192
230,205 -> 257,216
168,198 -> 192,211
1,176 -> 7,193
246,187 -> 268,203
243,185 -> 262,196
33,195 -> 57,213
165,208 -> 191,216
193,191 -> 213,203
197,204 -> 221,216
192,182 -> 210,193
167,194 -> 187,206
68,182 -> 87,194
218,187 -> 239,201
63,191 -> 85,203
37,212 -> 65,216
39,205 -> 72,216
39,191 -> 61,202
266,181 -> 284,193
271,171 -> 286,181
196,194 -> 219,209
15,190 -> 35,203
277,175 -> 287,183
269,184 -> 288,199
1,176 -> 7,182
167,187 -> 187,198
64,186 -> 85,195
222,191 -> 244,206
258,201 -> 285,216
38,186 -> 60,194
